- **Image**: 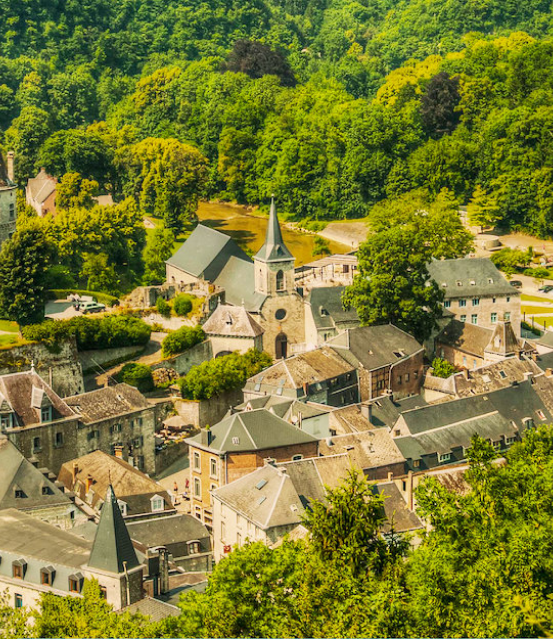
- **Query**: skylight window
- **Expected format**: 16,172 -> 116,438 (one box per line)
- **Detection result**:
232,437 -> 240,445
256,479 -> 267,490
258,496 -> 266,505
499,370 -> 506,379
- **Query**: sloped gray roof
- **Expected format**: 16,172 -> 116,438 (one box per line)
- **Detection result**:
88,485 -> 140,574
120,597 -> 180,621
437,319 -> 493,358
185,408 -> 318,453
307,286 -> 360,330
428,257 -> 516,298
0,437 -> 71,510
327,324 -> 423,371
371,482 -> 423,533
202,304 -> 264,337
127,513 -> 209,548
213,256 -> 267,312
65,383 -> 149,424
166,224 -> 251,280
254,199 -> 294,264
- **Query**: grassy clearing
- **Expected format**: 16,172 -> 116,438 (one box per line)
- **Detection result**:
0,320 -> 19,333
522,305 -> 553,315
522,294 -> 553,303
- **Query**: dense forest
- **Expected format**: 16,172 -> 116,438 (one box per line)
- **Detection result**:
3,0 -> 553,231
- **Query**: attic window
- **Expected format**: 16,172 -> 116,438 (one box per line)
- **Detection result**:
232,437 -> 240,445
320,307 -> 329,317
256,479 -> 267,490
488,278 -> 494,284
254,383 -> 261,392
290,504 -> 298,512
499,370 -> 507,379
441,282 -> 447,288
12,560 -> 26,579
117,500 -> 128,516
258,496 -> 266,505
41,485 -> 51,496
40,566 -> 55,586
393,351 -> 405,359
68,573 -> 84,593
470,280 -> 476,286
151,495 -> 164,512
14,488 -> 25,499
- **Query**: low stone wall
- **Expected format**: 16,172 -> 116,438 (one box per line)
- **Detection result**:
79,346 -> 145,373
155,439 -> 189,476
174,388 -> 244,429
151,340 -> 212,377
0,338 -> 83,397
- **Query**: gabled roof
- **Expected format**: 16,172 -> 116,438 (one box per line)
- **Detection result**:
0,436 -> 71,510
428,257 -> 515,298
307,286 -> 360,331
484,319 -> 521,356
26,169 -> 56,204
246,346 -> 355,392
185,408 -> 318,454
318,429 -> 406,469
213,257 -> 266,312
327,324 -> 423,371
371,482 -> 423,533
202,304 -> 264,338
0,371 -> 75,427
452,357 -> 541,398
166,224 -> 251,281
88,485 -> 140,574
254,198 -> 294,264
127,513 -> 210,549
436,319 -> 494,358
58,451 -> 173,515
65,383 -> 149,424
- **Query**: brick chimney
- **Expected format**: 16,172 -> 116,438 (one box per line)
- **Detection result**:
6,151 -> 14,183
114,445 -> 124,459
86,474 -> 93,492
158,546 -> 170,595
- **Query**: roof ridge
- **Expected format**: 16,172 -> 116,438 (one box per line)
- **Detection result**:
263,473 -> 288,528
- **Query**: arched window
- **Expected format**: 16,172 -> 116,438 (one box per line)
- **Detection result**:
276,270 -> 284,291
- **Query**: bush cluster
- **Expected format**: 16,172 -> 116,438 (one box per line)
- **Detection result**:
161,325 -> 205,358
173,294 -> 194,317
116,362 -> 154,392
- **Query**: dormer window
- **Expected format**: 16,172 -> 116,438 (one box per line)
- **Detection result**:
151,495 -> 164,512
0,413 -> 13,429
488,278 -> 494,284
68,573 -> 83,593
12,559 -> 26,579
470,280 -> 476,286
188,541 -> 201,555
40,566 -> 55,586
41,407 -> 52,423
117,500 -> 128,517
456,281 -> 462,287
14,488 -> 25,499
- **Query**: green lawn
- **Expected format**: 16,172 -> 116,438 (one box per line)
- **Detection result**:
0,334 -> 19,347
0,320 -> 19,333
522,294 -> 553,303
521,305 -> 553,315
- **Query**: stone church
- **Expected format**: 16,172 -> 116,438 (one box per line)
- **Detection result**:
166,199 -> 307,358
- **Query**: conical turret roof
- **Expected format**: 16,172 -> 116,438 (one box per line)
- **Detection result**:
88,484 -> 140,574
255,197 -> 294,263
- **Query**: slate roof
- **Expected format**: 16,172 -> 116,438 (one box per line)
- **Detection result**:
185,408 -> 318,454
254,199 -> 294,263
88,484 -> 140,574
0,371 -> 75,427
436,320 -> 493,358
127,513 -> 210,549
485,320 -> 522,356
246,346 -> 355,392
428,257 -> 516,298
452,357 -> 542,398
0,508 -> 91,568
318,429 -> 406,470
65,383 -> 150,424
202,304 -> 264,337
58,451 -> 173,516
327,325 -> 423,371
121,597 -> 180,621
372,482 -> 423,533
166,224 -> 251,281
307,286 -> 360,331
26,169 -> 56,204
212,256 -> 267,312
0,436 -> 71,511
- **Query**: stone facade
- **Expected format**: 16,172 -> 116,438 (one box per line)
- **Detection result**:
255,292 -> 306,359
444,293 -> 521,338
358,351 -> 425,401
0,184 -> 16,248
173,388 -> 244,430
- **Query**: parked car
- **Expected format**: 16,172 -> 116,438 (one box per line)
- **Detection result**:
80,301 -> 106,314
510,280 -> 523,289
538,285 -> 553,293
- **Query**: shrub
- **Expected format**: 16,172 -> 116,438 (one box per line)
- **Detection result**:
156,296 -> 171,318
173,294 -> 194,316
162,325 -> 205,357
522,320 -> 542,336
432,357 -> 457,378
178,348 -> 272,400
523,267 -> 552,279
116,363 -> 154,392
22,314 -> 152,350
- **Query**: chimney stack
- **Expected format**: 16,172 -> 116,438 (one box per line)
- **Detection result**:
200,427 -> 212,446
6,151 -> 14,183
114,445 -> 124,459
158,547 -> 170,595
86,474 -> 93,492
406,470 -> 414,511
360,402 -> 373,424
72,462 -> 78,485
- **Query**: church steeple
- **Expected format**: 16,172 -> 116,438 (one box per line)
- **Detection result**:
255,197 -> 294,264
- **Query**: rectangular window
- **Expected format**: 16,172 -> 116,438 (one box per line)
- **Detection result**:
193,452 -> 200,471
413,460 -> 420,468
414,371 -> 419,380
237,532 -> 242,547
54,432 -> 64,447
194,477 -> 201,499
506,436 -> 515,445
460,314 -> 467,322
491,312 -> 497,323
292,454 -> 303,461
41,407 -> 52,423
444,300 -> 451,308
41,571 -> 51,586
472,298 -> 480,306
14,594 -> 22,608
505,312 -> 511,321
13,565 -> 22,579
506,297 -> 510,303
405,373 -> 410,382
69,578 -> 81,593
471,314 -> 478,325
9,204 -> 15,220
493,441 -> 501,451
32,436 -> 41,452
438,452 -> 451,463
492,297 -> 496,304
458,299 -> 467,308
210,458 -> 218,479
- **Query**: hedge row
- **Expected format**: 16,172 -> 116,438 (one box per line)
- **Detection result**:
48,289 -> 119,307
162,325 -> 205,358
22,314 -> 152,351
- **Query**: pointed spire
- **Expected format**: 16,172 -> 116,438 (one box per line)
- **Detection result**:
88,485 -> 139,574
254,196 -> 294,263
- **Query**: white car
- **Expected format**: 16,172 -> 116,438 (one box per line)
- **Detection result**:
79,301 -> 106,314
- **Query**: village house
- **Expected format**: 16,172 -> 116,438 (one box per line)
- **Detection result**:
327,325 -> 425,400
58,451 -> 174,521
0,151 -> 16,248
304,286 -> 360,347
0,370 -> 158,475
0,435 -> 80,530
201,303 -> 264,357
184,408 -> 319,526
434,317 -> 533,371
391,380 -> 552,472
244,346 -> 360,407
427,257 -> 521,337
0,485 -> 149,613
